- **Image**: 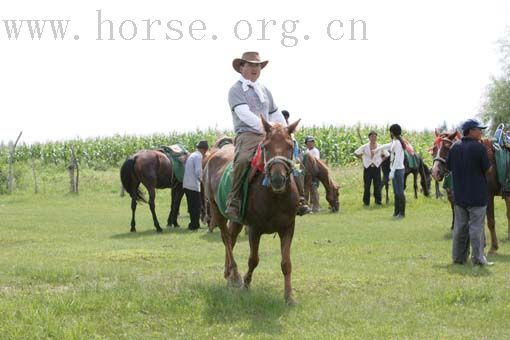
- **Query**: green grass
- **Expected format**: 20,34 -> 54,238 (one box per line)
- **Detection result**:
1,165 -> 509,339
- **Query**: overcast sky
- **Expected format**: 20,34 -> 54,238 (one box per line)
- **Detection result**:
1,0 -> 509,144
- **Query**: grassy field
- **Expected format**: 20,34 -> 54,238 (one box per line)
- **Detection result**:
1,165 -> 509,339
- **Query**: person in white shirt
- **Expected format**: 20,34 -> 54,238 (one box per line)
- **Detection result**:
183,140 -> 209,230
376,124 -> 407,218
305,136 -> 321,212
354,131 -> 389,206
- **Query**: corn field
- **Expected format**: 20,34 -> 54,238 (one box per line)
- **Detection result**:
0,125 -> 437,169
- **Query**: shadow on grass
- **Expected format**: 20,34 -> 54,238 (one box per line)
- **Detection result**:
487,252 -> 510,263
110,226 -> 203,239
199,229 -> 249,243
193,282 -> 289,336
110,225 -> 245,240
442,231 -> 453,240
432,263 -> 493,277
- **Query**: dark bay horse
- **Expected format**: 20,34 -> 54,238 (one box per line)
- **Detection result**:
431,132 -> 510,253
381,154 -> 431,203
203,117 -> 300,305
120,150 -> 184,232
302,153 -> 340,212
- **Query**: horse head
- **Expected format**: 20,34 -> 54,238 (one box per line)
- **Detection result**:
431,131 -> 459,181
261,116 -> 300,194
326,183 -> 340,212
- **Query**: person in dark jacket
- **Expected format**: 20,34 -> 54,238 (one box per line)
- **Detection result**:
447,119 -> 493,266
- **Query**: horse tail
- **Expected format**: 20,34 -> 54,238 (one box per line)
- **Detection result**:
120,156 -> 146,203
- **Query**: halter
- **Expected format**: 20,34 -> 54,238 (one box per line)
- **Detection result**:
432,137 -> 453,165
262,146 -> 294,175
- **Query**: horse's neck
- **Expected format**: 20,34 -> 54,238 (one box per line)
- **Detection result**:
315,163 -> 335,192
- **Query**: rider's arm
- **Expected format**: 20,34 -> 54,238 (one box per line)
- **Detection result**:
233,105 -> 263,133
268,109 -> 287,126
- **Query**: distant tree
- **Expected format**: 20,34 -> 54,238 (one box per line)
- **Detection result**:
480,29 -> 510,131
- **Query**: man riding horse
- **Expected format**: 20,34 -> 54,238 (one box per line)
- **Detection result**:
225,51 -> 310,221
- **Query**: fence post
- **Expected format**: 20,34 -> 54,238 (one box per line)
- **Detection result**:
7,131 -> 22,194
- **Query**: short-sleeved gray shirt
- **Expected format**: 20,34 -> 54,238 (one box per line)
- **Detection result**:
228,80 -> 278,134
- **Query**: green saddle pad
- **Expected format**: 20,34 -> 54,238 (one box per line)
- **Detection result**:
494,143 -> 510,192
216,162 -> 250,220
160,144 -> 188,183
405,151 -> 418,170
443,173 -> 453,191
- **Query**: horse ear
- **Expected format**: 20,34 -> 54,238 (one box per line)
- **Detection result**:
261,115 -> 272,134
287,119 -> 301,135
448,131 -> 458,140
434,128 -> 439,137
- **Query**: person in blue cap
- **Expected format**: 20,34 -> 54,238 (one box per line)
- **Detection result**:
446,118 -> 493,266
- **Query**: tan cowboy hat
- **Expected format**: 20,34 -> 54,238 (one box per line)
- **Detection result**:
232,52 -> 269,73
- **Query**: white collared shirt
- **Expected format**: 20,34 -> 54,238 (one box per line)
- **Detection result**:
376,140 -> 405,171
306,147 -> 320,159
354,143 -> 389,168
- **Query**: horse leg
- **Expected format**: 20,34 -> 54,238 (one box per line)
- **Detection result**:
435,180 -> 442,199
385,182 -> 389,204
168,183 -> 184,227
130,197 -> 137,232
218,221 -> 242,287
243,231 -> 261,289
486,195 -> 498,254
147,186 -> 163,232
279,223 -> 296,305
413,172 -> 418,199
230,221 -> 243,248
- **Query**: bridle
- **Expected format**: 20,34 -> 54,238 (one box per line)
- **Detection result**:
432,137 -> 454,176
261,139 -> 295,189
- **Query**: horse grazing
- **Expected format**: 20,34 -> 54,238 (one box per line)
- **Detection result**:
203,117 -> 300,305
302,153 -> 340,212
431,132 -> 510,253
380,153 -> 431,203
120,150 -> 184,232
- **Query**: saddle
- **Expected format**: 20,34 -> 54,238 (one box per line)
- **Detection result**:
159,144 -> 189,183
492,125 -> 510,192
216,145 -> 266,220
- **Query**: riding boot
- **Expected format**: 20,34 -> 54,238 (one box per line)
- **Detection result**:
393,196 -> 400,217
399,195 -> 406,217
295,173 -> 312,216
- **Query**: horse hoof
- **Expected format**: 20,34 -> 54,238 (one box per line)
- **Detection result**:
156,228 -> 163,233
130,229 -> 136,233
488,248 -> 498,255
285,295 -> 297,306
227,274 -> 243,288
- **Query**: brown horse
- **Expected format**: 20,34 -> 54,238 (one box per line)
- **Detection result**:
302,153 -> 340,212
431,133 -> 510,253
120,150 -> 184,232
203,117 -> 300,304
429,131 -> 459,229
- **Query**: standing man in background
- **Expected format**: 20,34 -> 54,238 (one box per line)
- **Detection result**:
304,136 -> 321,212
354,131 -> 388,206
183,140 -> 209,230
